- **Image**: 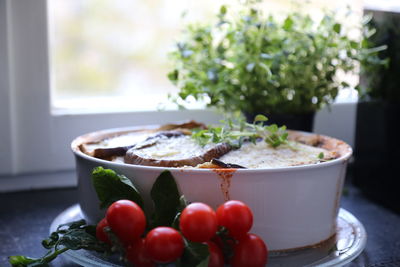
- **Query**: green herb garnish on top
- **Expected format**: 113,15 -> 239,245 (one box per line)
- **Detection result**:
191,114 -> 289,149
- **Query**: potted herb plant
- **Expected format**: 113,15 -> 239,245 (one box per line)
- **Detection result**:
353,9 -> 400,214
168,1 -> 383,131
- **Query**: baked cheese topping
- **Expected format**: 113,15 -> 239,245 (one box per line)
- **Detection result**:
79,129 -> 341,168
134,135 -> 215,160
219,141 -> 332,169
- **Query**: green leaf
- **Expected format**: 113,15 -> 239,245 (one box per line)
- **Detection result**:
8,255 -> 42,267
283,16 -> 293,31
196,257 -> 210,267
171,196 -> 189,230
220,5 -> 227,15
91,167 -> 143,209
41,232 -> 59,249
8,219 -> 107,267
150,170 -> 182,227
333,23 -> 341,33
318,152 -> 324,159
341,82 -> 350,88
215,227 -> 235,260
58,228 -> 105,251
254,114 -> 268,123
350,41 -> 358,49
362,13 -> 373,25
168,69 -> 179,82
178,241 -> 210,267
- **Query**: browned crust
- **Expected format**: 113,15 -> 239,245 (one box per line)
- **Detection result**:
288,131 -> 351,159
124,142 -> 231,167
157,120 -> 206,131
79,129 -> 153,146
196,162 -> 221,169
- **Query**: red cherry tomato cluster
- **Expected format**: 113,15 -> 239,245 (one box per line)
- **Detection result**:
96,200 -> 184,266
95,199 -> 268,266
180,200 -> 268,267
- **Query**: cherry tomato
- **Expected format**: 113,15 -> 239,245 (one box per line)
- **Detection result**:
145,227 -> 184,263
216,200 -> 253,239
205,241 -> 224,267
106,200 -> 146,245
180,202 -> 218,242
231,233 -> 268,267
96,217 -> 111,245
126,238 -> 155,267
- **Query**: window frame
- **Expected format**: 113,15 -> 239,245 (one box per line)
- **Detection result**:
0,0 -> 13,175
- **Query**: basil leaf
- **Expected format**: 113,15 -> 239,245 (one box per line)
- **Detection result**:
150,170 -> 181,228
171,195 -> 189,230
57,228 -> 105,251
178,241 -> 210,267
92,166 -> 143,209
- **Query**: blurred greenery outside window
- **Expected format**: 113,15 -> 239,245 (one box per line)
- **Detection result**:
49,0 -> 369,114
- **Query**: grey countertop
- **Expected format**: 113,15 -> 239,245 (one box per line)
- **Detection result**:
1,177 -> 400,267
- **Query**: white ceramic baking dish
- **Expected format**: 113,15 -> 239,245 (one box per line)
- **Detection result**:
71,126 -> 352,252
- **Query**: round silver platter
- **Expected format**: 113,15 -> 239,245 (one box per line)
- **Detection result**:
50,204 -> 366,267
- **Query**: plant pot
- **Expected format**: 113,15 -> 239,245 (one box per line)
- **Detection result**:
244,112 -> 315,132
353,100 -> 400,214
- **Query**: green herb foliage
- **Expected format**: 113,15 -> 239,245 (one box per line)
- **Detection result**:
360,11 -> 399,102
92,166 -> 143,209
215,227 -> 236,261
150,170 -> 183,228
92,168 -> 209,265
192,114 -> 289,148
168,1 -> 385,115
177,241 -> 210,267
8,220 -> 108,267
171,195 -> 190,230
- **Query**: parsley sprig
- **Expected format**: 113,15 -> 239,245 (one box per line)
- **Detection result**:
191,114 -> 289,149
8,220 -> 108,267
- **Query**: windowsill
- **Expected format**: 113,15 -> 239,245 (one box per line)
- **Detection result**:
52,88 -> 359,116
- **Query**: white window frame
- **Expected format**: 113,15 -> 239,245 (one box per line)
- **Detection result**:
0,0 -> 361,191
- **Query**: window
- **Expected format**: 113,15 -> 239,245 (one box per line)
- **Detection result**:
48,0 -> 225,113
1,0 -> 385,190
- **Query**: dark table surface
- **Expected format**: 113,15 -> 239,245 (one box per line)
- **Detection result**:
1,177 -> 400,267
